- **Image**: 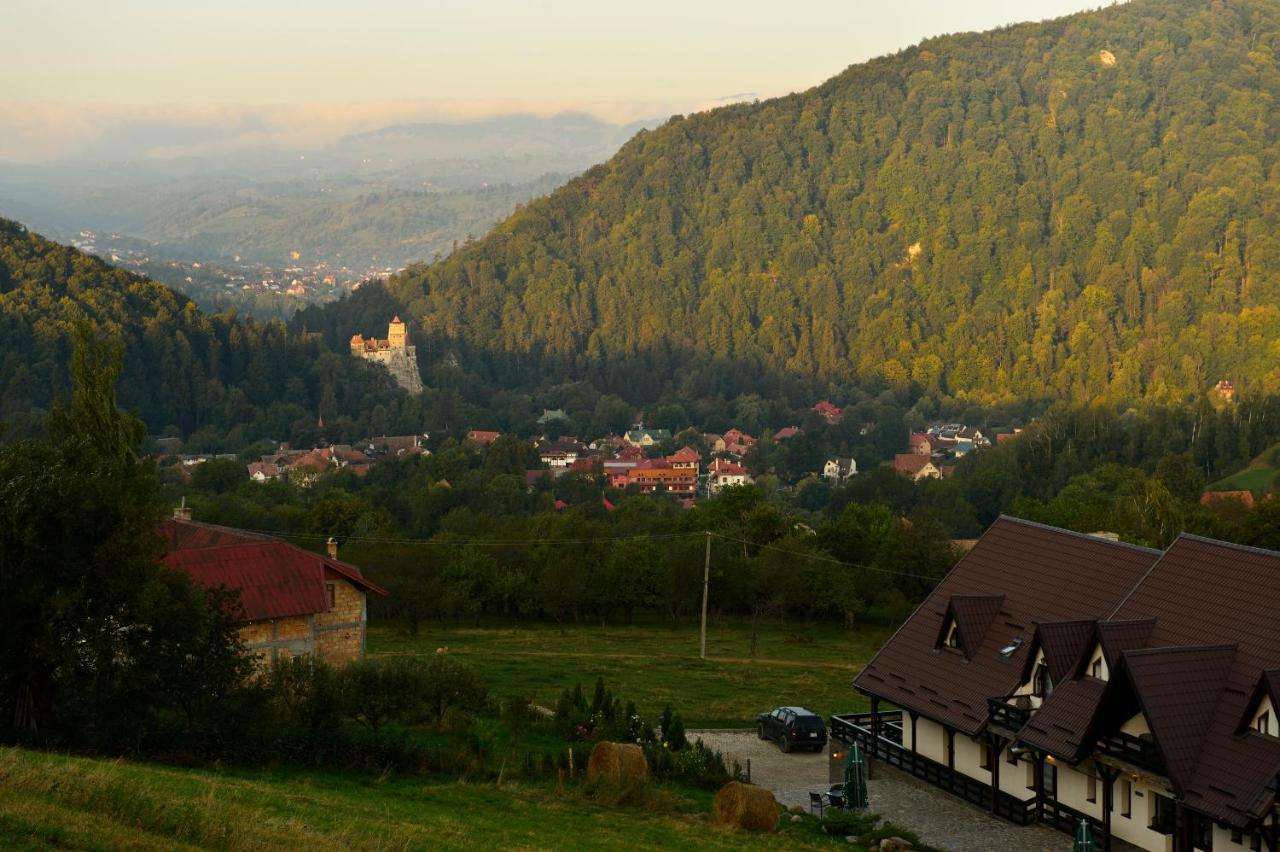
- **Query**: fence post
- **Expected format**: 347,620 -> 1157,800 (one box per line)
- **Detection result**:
747,758 -> 751,784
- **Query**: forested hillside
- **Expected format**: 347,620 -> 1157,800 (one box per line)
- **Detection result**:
377,0 -> 1280,407
0,218 -> 426,444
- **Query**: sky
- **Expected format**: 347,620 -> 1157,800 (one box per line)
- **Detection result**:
0,0 -> 1107,163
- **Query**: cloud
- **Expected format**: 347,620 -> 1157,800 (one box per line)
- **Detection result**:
0,99 -> 690,164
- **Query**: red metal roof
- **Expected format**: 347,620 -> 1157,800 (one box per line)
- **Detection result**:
160,518 -> 386,622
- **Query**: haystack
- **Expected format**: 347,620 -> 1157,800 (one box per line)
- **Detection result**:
712,781 -> 778,832
586,742 -> 649,784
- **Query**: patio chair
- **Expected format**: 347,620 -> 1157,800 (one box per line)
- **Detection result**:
827,785 -> 847,810
808,791 -> 826,816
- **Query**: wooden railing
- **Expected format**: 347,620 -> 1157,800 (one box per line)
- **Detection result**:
987,696 -> 1033,732
829,713 -> 1037,826
1098,732 -> 1165,774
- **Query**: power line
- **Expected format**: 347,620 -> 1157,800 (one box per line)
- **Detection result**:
232,527 -> 708,547
224,526 -> 943,581
706,531 -> 943,582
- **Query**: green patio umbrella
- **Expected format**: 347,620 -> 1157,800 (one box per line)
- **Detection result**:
844,742 -> 869,809
1073,818 -> 1098,852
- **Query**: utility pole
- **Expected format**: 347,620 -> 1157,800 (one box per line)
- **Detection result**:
700,531 -> 711,659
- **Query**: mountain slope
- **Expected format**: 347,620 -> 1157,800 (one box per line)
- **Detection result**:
0,218 -> 419,443
381,0 -> 1280,406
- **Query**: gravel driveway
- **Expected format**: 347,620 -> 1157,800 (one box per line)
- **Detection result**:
690,730 -> 1073,852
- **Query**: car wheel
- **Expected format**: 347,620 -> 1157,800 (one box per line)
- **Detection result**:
779,734 -> 791,753
757,723 -> 766,740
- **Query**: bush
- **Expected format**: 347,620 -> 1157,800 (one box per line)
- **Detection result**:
340,654 -> 487,733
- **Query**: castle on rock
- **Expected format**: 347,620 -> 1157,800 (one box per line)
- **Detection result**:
349,316 -> 424,394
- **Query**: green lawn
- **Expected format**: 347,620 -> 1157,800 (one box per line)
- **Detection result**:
0,747 -> 850,850
1209,442 -> 1280,495
368,617 -> 890,728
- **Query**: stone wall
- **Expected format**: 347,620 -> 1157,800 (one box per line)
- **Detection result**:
314,578 -> 368,666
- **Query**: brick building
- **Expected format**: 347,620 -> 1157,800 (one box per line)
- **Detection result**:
161,511 -> 386,666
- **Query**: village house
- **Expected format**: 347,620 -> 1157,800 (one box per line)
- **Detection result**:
773,426 -> 803,441
908,433 -> 933,455
624,425 -> 672,448
666,445 -> 702,471
466,429 -> 502,447
812,400 -> 844,425
893,453 -> 942,481
247,461 -> 282,482
721,428 -> 756,457
823,457 -> 858,483
1201,490 -> 1257,511
707,458 -> 751,494
625,464 -> 697,497
161,507 -> 386,667
703,433 -> 727,453
835,516 -> 1280,852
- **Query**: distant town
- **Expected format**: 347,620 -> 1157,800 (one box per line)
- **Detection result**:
70,229 -> 398,317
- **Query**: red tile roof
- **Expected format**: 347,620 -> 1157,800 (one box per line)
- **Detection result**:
160,518 -> 386,623
1200,490 -> 1256,509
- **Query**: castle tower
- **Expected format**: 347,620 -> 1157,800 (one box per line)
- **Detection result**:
387,316 -> 407,350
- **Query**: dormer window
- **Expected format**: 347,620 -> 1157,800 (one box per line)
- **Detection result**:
944,620 -> 961,650
1033,662 -> 1053,699
1091,659 -> 1103,678
1257,711 -> 1270,734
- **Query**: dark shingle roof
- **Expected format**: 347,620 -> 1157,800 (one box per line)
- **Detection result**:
1033,620 -> 1096,683
1116,644 -> 1237,794
1018,677 -> 1107,761
946,595 -> 1005,660
1093,618 -> 1156,670
854,516 -> 1159,736
1105,535 -> 1280,824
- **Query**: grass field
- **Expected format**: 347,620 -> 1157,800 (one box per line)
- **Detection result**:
368,617 -> 892,728
0,747 -> 865,850
1209,442 -> 1280,495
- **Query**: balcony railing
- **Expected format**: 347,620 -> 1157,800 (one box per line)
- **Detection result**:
987,695 -> 1033,732
1098,732 -> 1165,774
829,712 -> 1037,826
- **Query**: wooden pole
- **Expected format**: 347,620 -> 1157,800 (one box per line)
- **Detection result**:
700,531 -> 711,659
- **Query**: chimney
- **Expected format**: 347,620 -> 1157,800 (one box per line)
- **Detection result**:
326,536 -> 338,559
173,496 -> 192,522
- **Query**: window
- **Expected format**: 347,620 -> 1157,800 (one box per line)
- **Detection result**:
1151,794 -> 1175,835
1120,779 -> 1132,818
1193,814 -> 1212,850
1256,711 -> 1270,734
943,732 -> 954,767
326,582 -> 336,610
1006,746 -> 1019,766
1025,760 -> 1036,790
980,742 -> 992,771
1044,762 -> 1057,799
1033,663 -> 1053,699
1091,658 -> 1103,678
944,621 -> 961,650
1251,831 -> 1262,851
1086,765 -> 1097,803
1232,828 -> 1242,844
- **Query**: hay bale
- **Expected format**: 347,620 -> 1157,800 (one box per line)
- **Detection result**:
586,742 -> 649,784
712,781 -> 778,833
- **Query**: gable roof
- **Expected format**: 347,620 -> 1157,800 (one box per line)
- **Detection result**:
853,516 -> 1159,736
1032,619 -> 1096,684
1112,644 -> 1238,793
160,518 -> 386,622
1018,677 -> 1108,762
939,595 -> 1005,660
1103,534 -> 1280,824
893,453 -> 935,473
1091,618 -> 1156,672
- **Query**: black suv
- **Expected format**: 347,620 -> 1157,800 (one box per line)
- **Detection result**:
757,706 -> 827,752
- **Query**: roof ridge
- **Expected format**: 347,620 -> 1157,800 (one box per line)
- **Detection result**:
1175,532 -> 1280,560
996,514 -> 1162,554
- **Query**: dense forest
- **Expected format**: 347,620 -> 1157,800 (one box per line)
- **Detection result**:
340,0 -> 1280,408
0,218 -> 428,443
